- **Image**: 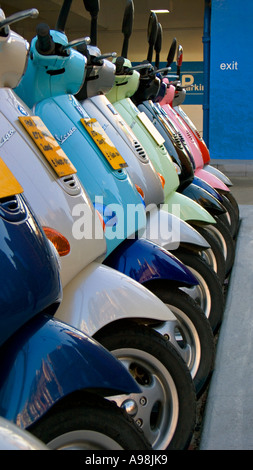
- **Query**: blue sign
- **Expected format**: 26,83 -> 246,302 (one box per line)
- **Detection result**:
132,61 -> 204,105
209,0 -> 253,160
164,61 -> 204,105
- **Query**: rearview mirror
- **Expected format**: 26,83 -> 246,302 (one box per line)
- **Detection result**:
147,12 -> 158,63
166,37 -> 177,67
82,0 -> 100,17
154,22 -> 162,68
121,0 -> 134,58
177,44 -> 183,67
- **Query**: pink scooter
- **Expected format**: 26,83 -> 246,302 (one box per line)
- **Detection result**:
151,24 -> 235,273
171,43 -> 239,234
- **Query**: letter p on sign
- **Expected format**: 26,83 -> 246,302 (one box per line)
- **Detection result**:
181,74 -> 194,87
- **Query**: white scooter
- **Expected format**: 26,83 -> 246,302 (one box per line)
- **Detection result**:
0,418 -> 47,450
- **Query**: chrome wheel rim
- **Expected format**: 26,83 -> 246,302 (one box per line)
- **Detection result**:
181,267 -> 212,320
47,430 -> 124,450
207,225 -> 228,260
109,347 -> 179,450
200,247 -> 218,273
154,309 -> 201,380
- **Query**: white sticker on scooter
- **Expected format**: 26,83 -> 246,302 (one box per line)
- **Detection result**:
137,112 -> 165,147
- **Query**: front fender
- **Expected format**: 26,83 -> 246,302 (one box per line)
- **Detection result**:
195,168 -> 230,192
104,238 -> 199,287
56,262 -> 176,337
163,189 -> 216,224
182,183 -> 226,215
142,207 -> 210,250
203,164 -> 233,187
192,176 -> 224,202
0,314 -> 141,429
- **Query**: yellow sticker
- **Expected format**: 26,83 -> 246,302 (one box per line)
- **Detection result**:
0,157 -> 23,198
19,116 -> 77,178
80,118 -> 128,170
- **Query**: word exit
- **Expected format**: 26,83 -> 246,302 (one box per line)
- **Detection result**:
220,61 -> 238,70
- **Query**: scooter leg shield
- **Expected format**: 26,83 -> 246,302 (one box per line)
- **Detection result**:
142,207 -> 210,251
104,238 -> 199,287
203,164 -> 233,187
162,190 -> 216,224
195,168 -> 230,192
0,314 -> 141,429
56,261 -> 177,337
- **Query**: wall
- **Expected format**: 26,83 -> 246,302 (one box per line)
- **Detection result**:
1,0 -> 205,134
209,0 -> 253,161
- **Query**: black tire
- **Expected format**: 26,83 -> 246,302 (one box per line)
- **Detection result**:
148,286 -> 215,398
216,210 -> 232,232
220,190 -> 240,222
95,323 -> 196,450
28,392 -> 151,450
175,249 -> 224,333
216,194 -> 239,238
221,192 -> 240,237
194,224 -> 226,282
208,216 -> 235,276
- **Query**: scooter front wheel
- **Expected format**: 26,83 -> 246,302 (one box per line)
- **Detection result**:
148,287 -> 215,398
95,323 -> 196,450
207,217 -> 235,276
224,191 -> 240,223
28,393 -> 151,450
220,192 -> 240,238
217,195 -> 238,238
175,249 -> 224,333
195,225 -> 226,282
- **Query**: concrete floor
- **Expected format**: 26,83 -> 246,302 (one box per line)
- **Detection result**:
211,159 -> 253,205
199,168 -> 253,450
227,176 -> 253,205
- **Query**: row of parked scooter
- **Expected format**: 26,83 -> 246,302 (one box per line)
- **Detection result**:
0,0 -> 239,450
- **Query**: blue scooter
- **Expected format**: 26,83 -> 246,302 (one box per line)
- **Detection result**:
0,157 -> 150,450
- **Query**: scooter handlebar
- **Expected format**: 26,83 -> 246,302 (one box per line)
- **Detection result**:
92,51 -> 117,64
62,36 -> 91,51
0,8 -> 38,31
